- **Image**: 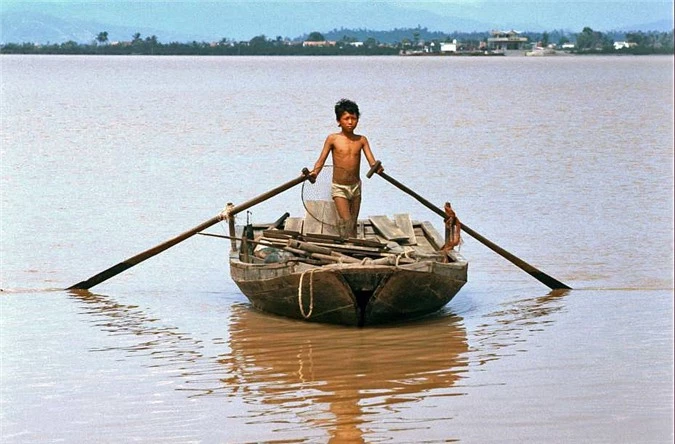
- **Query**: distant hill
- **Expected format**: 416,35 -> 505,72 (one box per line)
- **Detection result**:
1,1 -> 673,45
1,12 -> 90,44
619,18 -> 674,32
0,2 -> 498,44
317,27 -> 488,45
0,11 -> 202,44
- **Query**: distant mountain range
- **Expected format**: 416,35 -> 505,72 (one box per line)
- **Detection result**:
1,1 -> 673,44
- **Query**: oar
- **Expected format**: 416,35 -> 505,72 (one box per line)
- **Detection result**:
366,161 -> 571,290
69,168 -> 314,290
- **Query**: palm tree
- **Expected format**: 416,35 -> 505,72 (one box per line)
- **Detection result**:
307,31 -> 326,42
145,35 -> 158,55
96,31 -> 109,46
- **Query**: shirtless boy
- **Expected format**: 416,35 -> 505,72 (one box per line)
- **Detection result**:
310,99 -> 382,238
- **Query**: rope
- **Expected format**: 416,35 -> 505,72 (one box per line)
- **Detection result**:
298,268 -> 317,319
220,203 -> 235,221
394,249 -> 413,267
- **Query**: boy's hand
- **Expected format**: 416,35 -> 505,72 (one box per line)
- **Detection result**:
366,160 -> 383,178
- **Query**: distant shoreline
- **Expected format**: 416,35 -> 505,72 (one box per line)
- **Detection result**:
2,27 -> 672,56
1,50 -> 672,56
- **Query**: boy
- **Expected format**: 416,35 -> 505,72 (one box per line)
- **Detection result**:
310,99 -> 383,238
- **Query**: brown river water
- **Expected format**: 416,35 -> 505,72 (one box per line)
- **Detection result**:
1,55 -> 673,443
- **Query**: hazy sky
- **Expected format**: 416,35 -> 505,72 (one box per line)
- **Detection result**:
3,0 -> 672,7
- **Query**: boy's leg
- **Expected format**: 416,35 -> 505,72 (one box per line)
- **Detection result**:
348,194 -> 361,237
333,196 -> 352,238
334,196 -> 351,221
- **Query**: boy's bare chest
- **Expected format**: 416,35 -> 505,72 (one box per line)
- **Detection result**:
332,138 -> 362,155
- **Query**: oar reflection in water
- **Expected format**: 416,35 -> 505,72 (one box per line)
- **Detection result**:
472,289 -> 571,365
69,290 -> 209,370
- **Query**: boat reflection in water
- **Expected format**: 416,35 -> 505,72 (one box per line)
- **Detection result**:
221,305 -> 470,441
66,288 -> 570,442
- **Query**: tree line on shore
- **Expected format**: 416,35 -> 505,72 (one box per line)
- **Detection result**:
1,27 -> 672,55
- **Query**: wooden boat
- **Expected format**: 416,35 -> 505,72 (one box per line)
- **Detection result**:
70,165 -> 568,313
227,206 -> 467,327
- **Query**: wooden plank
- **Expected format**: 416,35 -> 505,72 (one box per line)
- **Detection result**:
284,217 -> 303,233
288,240 -> 334,255
368,215 -> 409,242
303,200 -> 340,236
346,237 -> 383,248
257,237 -> 288,248
303,201 -> 325,235
406,225 -> 439,257
263,229 -> 300,239
362,224 -> 388,245
412,226 -> 434,251
261,230 -> 293,240
411,244 -> 441,258
310,242 -> 384,255
301,233 -> 344,244
319,201 -> 340,237
394,213 -> 417,245
420,221 -> 444,250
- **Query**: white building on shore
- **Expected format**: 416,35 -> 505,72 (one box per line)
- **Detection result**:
486,30 -> 528,52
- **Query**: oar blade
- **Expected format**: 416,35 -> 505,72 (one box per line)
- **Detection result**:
68,214 -> 223,290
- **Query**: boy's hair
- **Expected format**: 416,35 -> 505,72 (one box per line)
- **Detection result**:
335,99 -> 360,120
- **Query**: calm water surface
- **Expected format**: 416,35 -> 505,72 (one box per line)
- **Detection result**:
1,55 -> 673,443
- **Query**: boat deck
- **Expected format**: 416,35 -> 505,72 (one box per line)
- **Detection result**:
235,212 -> 461,267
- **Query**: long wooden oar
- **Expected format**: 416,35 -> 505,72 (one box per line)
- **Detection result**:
69,168 -> 313,290
367,161 -> 571,290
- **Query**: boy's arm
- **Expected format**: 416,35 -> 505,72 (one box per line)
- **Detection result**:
362,136 -> 383,172
311,135 -> 333,177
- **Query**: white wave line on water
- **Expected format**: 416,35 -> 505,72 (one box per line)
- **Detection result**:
573,286 -> 674,292
0,287 -> 66,294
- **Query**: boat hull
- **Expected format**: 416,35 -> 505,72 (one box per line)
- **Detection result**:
230,259 -> 467,326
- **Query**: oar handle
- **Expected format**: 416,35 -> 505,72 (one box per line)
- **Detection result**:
228,168 -> 313,217
379,169 -> 446,219
368,167 -> 571,290
366,160 -> 382,179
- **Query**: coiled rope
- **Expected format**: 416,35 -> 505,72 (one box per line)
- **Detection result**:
298,268 -> 318,319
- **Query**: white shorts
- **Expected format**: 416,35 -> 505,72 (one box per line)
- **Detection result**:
331,181 -> 362,200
